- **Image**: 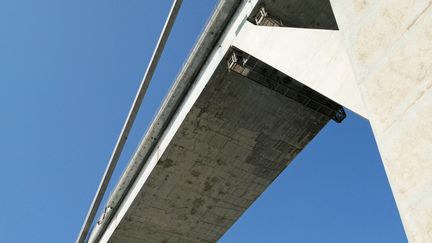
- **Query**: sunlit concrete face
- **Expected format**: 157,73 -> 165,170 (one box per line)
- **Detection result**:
329,1 -> 432,242
108,59 -> 330,242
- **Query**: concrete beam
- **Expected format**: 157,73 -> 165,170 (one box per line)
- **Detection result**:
89,1 -> 347,242
88,1 -> 260,241
232,22 -> 367,118
107,59 -> 330,242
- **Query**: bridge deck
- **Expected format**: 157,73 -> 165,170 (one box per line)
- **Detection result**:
108,60 -> 329,242
87,0 -> 345,242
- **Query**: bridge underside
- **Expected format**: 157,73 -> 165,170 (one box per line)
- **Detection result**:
109,54 -> 335,242
83,0 -> 432,241
86,0 -> 353,242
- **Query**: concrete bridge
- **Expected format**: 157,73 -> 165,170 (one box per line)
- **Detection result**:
86,0 -> 432,242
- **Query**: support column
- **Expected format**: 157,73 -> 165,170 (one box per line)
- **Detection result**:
329,1 -> 432,242
234,2 -> 432,240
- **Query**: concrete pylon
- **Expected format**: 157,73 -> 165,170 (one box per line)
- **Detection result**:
233,1 -> 432,241
328,1 -> 432,242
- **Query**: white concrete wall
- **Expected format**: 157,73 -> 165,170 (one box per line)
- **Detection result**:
329,1 -> 432,242
233,22 -> 367,118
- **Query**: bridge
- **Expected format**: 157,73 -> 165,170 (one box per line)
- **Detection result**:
81,0 -> 432,242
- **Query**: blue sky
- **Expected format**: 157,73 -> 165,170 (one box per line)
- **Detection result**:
0,1 -> 407,242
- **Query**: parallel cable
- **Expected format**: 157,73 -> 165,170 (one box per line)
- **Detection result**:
76,1 -> 183,242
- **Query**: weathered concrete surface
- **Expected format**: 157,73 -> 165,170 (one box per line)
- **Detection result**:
89,1 -> 344,241
108,61 -> 329,242
330,1 -> 432,242
88,1 -> 246,241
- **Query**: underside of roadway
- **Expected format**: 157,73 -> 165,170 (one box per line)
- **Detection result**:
109,55 -> 331,242
102,0 -> 343,242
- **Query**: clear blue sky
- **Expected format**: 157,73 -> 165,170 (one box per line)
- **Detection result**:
0,1 -> 407,242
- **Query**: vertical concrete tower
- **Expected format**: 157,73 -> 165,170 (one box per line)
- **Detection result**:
330,1 -> 432,242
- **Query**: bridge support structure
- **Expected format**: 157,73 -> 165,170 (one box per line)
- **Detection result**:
87,1 -> 432,242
